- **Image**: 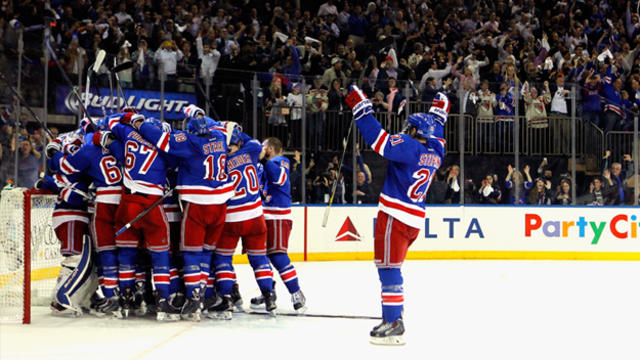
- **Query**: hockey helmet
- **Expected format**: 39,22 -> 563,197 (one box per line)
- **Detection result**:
224,121 -> 242,147
187,116 -> 210,136
404,113 -> 435,139
428,92 -> 450,124
147,117 -> 172,133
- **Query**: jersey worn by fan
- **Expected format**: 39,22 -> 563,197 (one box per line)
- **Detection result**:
136,122 -> 235,204
262,155 -> 291,221
225,133 -> 263,222
356,112 -> 444,229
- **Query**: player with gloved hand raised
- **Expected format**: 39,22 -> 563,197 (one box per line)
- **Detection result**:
346,86 -> 448,345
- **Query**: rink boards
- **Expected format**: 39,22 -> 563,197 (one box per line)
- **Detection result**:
237,205 -> 640,262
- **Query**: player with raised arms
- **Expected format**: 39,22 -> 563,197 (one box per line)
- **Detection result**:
346,86 -> 448,345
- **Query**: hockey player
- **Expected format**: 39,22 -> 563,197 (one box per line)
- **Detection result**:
346,86 -> 447,345
250,137 -> 305,312
131,113 -> 234,321
49,128 -> 126,317
42,133 -> 94,316
210,125 -> 276,319
108,113 -> 179,321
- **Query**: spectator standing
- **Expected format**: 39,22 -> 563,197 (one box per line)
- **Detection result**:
582,73 -> 602,127
602,150 -> 634,205
327,79 -> 347,149
323,58 -> 347,91
306,76 -> 328,152
527,178 -> 553,205
586,176 -> 607,205
132,38 -> 154,89
601,67 -> 624,133
505,164 -> 533,205
17,138 -> 40,188
266,76 -> 287,126
286,83 -> 303,148
523,81 -> 551,128
117,43 -> 133,88
196,35 -> 221,81
154,40 -> 183,92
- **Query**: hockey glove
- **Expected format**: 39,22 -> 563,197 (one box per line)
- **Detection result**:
92,130 -> 115,149
62,137 -> 83,155
345,86 -> 373,121
120,112 -> 145,129
45,139 -> 62,159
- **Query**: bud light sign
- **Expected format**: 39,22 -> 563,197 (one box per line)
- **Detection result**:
55,86 -> 197,120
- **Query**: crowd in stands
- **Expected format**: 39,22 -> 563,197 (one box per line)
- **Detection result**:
0,0 -> 638,204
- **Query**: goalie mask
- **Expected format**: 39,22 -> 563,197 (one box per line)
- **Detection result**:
428,92 -> 450,125
224,121 -> 243,147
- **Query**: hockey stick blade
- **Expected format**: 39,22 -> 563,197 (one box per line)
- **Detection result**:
93,49 -> 106,73
246,311 -> 381,320
110,61 -> 134,73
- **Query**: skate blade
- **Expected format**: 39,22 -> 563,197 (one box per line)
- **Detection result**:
92,310 -> 123,319
206,311 -> 232,320
181,311 -> 201,322
157,313 -> 181,322
249,302 -> 265,311
369,335 -> 405,346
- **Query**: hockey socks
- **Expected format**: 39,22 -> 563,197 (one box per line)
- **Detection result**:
182,251 -> 202,298
269,253 -> 300,294
378,268 -> 404,323
118,247 -> 138,293
97,250 -> 118,298
200,251 -> 214,297
248,255 -> 273,292
213,254 -> 235,296
150,251 -> 171,300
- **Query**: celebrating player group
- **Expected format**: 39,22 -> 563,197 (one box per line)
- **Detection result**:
41,104 -> 305,323
39,84 -> 449,346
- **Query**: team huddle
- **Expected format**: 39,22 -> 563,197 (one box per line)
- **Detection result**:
39,85 -> 449,345
41,104 -> 304,322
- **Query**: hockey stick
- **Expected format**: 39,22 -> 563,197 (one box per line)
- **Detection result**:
109,61 -> 134,109
195,79 -> 221,120
85,49 -> 106,110
321,117 -> 354,227
246,310 -> 380,320
43,29 -> 91,118
44,174 -> 92,200
0,71 -> 55,139
115,189 -> 173,236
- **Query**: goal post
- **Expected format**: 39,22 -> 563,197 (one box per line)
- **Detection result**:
0,188 -> 62,324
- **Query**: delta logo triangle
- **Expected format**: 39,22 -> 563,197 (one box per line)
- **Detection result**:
335,216 -> 361,241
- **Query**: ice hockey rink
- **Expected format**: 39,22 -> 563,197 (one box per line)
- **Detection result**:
2,260 -> 640,360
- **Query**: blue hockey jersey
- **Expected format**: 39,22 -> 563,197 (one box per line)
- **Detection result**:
225,133 -> 263,222
51,136 -> 124,204
109,122 -> 169,196
355,113 -> 444,228
262,155 -> 291,220
137,122 -> 234,204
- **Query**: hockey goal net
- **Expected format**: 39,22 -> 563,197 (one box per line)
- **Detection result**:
0,188 -> 62,324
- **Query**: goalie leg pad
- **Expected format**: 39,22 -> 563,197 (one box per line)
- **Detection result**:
52,234 -> 95,315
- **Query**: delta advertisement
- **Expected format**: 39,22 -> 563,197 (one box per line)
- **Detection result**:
239,206 -> 640,262
55,86 -> 196,120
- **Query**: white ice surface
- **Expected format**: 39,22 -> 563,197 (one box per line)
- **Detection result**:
2,260 -> 640,360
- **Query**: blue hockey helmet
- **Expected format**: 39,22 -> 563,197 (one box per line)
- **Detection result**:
226,122 -> 243,147
146,117 -> 172,133
187,116 -> 210,136
405,113 -> 435,139
428,92 -> 450,125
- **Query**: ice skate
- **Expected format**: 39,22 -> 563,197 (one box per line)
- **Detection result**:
181,288 -> 202,322
206,294 -> 233,320
155,292 -> 180,322
250,281 -> 276,310
261,288 -> 277,315
119,287 -> 134,318
132,282 -> 147,316
369,318 -> 405,346
291,290 -> 306,313
230,283 -> 244,311
93,295 -> 123,319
